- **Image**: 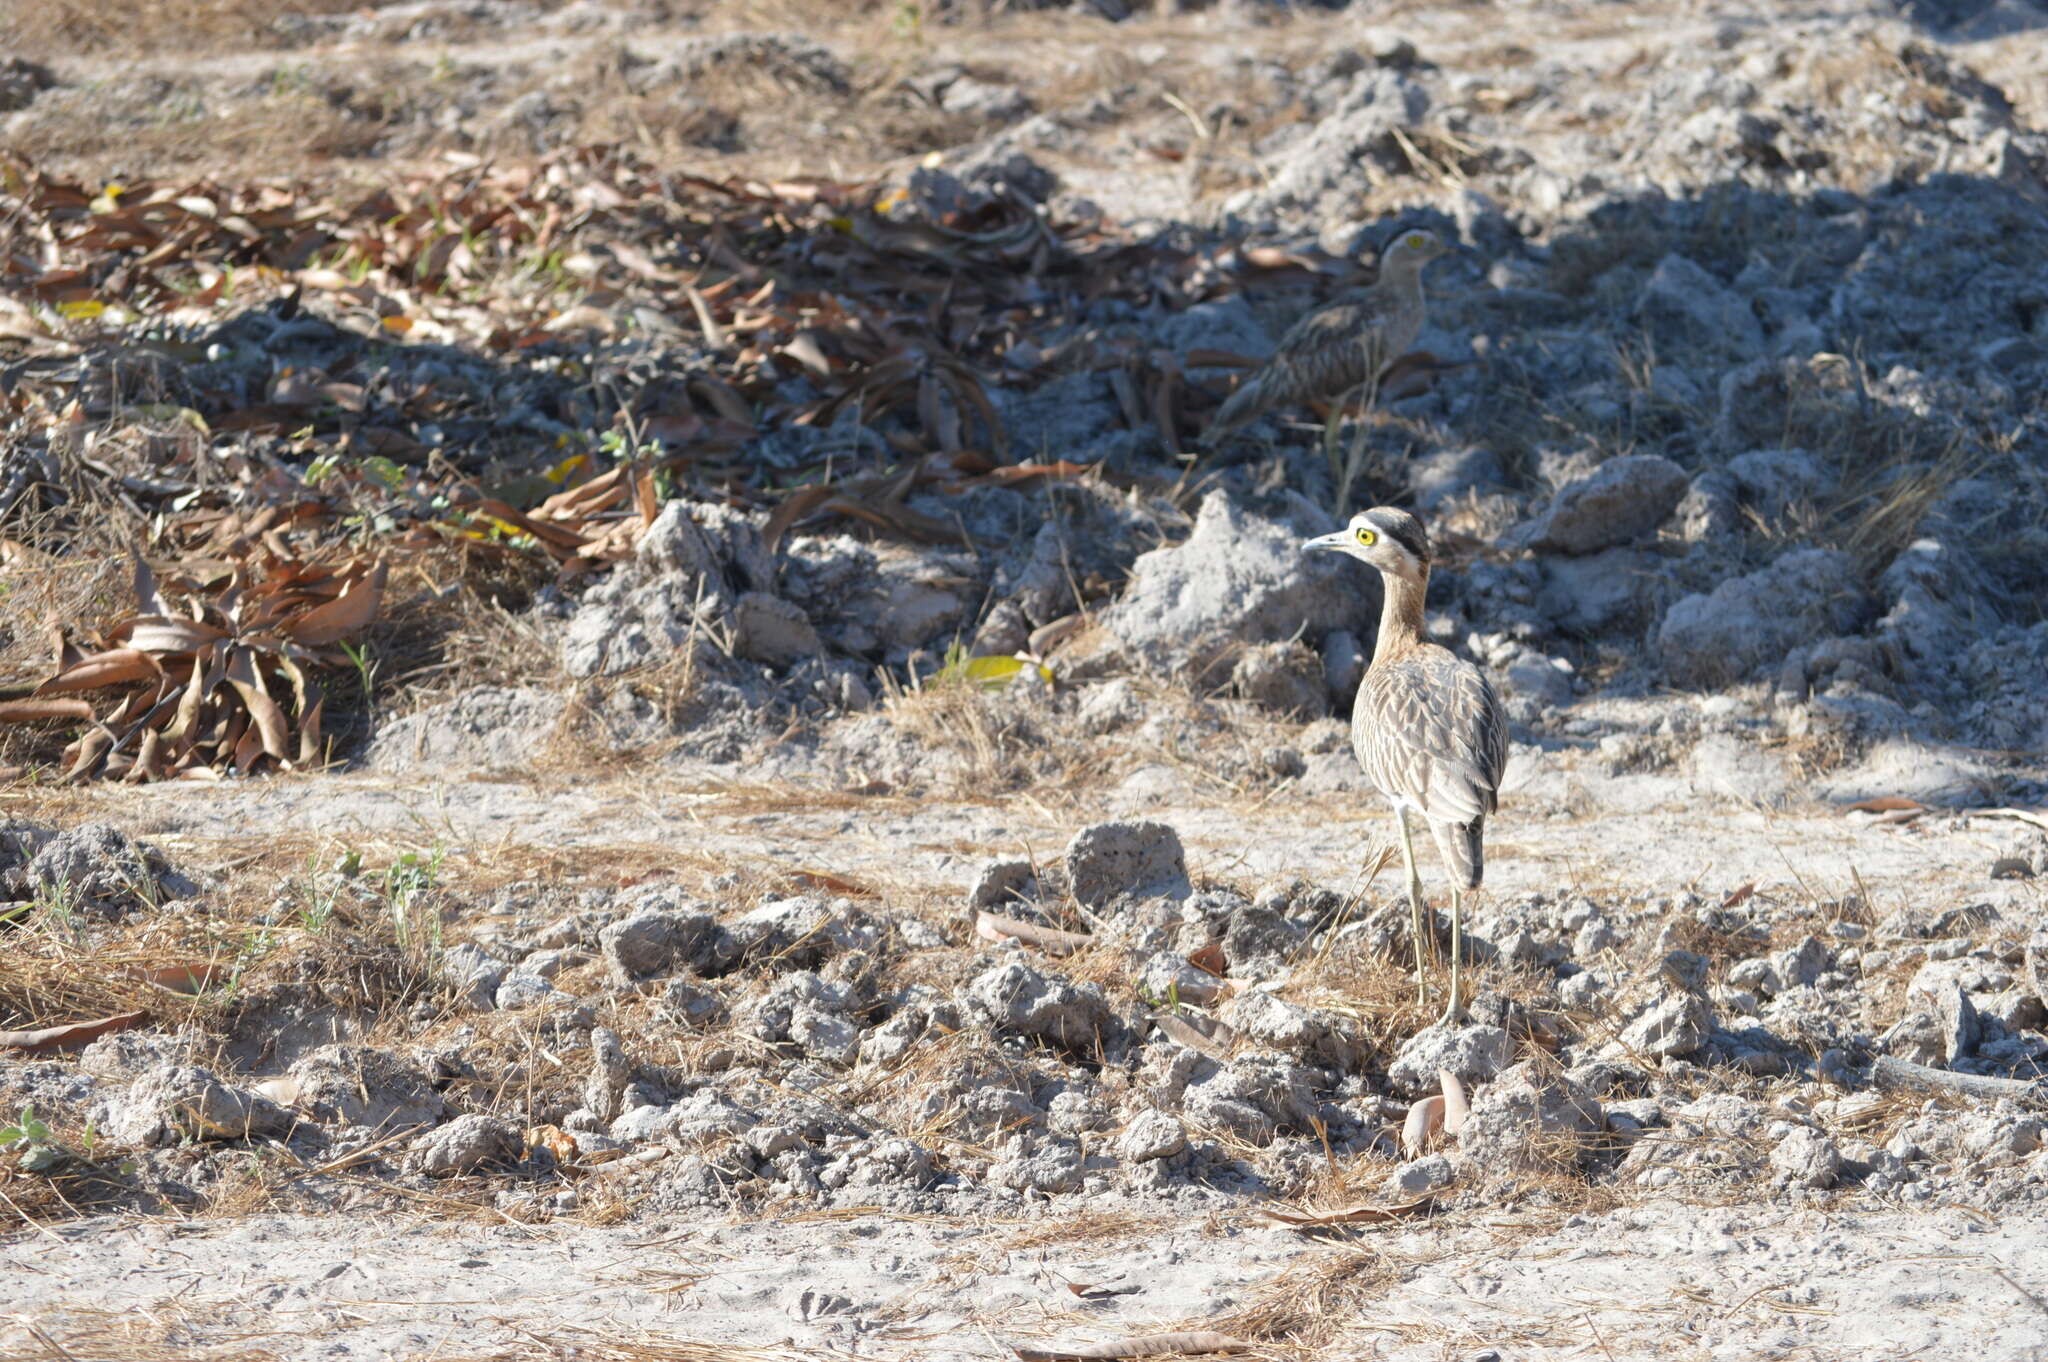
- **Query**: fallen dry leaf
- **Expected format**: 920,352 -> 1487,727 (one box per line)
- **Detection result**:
1257,1195 -> 1437,1229
1845,796 -> 1926,814
784,869 -> 876,897
1441,1069 -> 1469,1136
0,697 -> 94,723
1152,1012 -> 1234,1061
1719,882 -> 1757,910
1400,1094 -> 1444,1157
526,1124 -> 580,1163
976,910 -> 1092,956
124,963 -> 223,994
0,1010 -> 151,1054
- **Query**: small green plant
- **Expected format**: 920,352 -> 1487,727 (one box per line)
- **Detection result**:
32,876 -> 85,937
0,1106 -> 67,1174
339,640 -> 379,702
0,1106 -> 53,1147
383,846 -> 446,956
294,846 -> 359,932
893,0 -> 925,45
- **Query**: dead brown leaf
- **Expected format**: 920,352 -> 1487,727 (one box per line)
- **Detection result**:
1257,1196 -> 1437,1229
0,1010 -> 151,1054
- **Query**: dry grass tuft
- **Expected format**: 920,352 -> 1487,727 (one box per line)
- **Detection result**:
1200,1245 -> 1401,1349
1,0 -> 527,60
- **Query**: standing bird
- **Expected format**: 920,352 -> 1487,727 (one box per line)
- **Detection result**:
1203,229 -> 1450,503
1304,507 -> 1509,1022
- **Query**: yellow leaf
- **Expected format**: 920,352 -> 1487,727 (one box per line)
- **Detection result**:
58,299 -> 106,321
380,315 -> 413,334
944,655 -> 1056,690
543,453 -> 589,485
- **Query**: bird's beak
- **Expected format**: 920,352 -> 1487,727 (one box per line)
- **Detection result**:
1302,531 -> 1349,555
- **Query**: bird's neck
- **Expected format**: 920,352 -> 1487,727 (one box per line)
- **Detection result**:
1378,260 -> 1426,303
1372,569 -> 1429,666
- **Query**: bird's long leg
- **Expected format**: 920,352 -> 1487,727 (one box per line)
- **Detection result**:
1441,882 -> 1465,1025
1335,370 -> 1380,516
1395,808 -> 1428,1008
1321,390 -> 1352,505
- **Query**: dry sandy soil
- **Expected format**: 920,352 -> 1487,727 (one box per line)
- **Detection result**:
5,0 -> 2048,1359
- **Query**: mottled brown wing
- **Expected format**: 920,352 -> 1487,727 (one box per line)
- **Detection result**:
1261,300 -> 1388,408
1352,648 -> 1509,821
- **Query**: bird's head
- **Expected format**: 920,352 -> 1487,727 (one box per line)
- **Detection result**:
1379,228 -> 1449,275
1303,506 -> 1432,580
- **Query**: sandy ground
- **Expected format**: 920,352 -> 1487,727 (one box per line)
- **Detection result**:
12,1199 -> 2048,1359
4,760 -> 2043,1360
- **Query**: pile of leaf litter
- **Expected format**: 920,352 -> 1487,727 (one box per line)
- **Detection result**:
0,142 -> 1373,780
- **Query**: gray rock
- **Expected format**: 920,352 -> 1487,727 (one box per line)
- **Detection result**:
599,909 -> 721,985
660,978 -> 728,1028
284,1045 -> 449,1132
1406,445 -> 1502,512
494,974 -> 566,1010
939,75 -> 1032,121
1064,821 -> 1189,908
1221,991 -> 1367,1071
1770,1127 -> 1841,1189
747,972 -> 861,1066
1386,1152 -> 1457,1198
0,57 -> 56,113
16,823 -> 168,917
1098,491 -> 1370,680
1634,253 -> 1763,359
365,687 -> 563,774
411,1114 -> 523,1176
1388,1023 -> 1514,1097
1771,936 -> 1832,991
730,592 -> 822,664
1515,455 -> 1688,555
1322,629 -> 1366,708
1726,448 -> 1831,519
1115,1110 -> 1188,1162
102,1065 -> 289,1147
1619,991 -> 1711,1057
1153,296 -> 1272,368
1230,640 -> 1329,718
583,1028 -> 630,1124
970,859 -> 1040,911
1455,1061 -> 1602,1172
1927,980 -> 1982,1065
438,942 -> 508,1011
1075,678 -> 1143,736
727,896 -> 876,969
1658,548 -> 1871,687
1182,1053 -> 1320,1146
989,1135 -> 1084,1194
1536,547 -> 1657,634
963,961 -> 1122,1052
1226,69 -> 1429,223
561,500 -> 774,678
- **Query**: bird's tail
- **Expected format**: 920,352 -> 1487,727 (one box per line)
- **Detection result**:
1429,815 -> 1485,891
1201,373 -> 1265,447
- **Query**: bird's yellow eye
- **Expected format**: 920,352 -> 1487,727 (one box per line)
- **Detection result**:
1355,527 -> 1377,546
1403,232 -> 1427,249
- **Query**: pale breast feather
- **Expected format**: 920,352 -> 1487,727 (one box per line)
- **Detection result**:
1352,648 -> 1508,822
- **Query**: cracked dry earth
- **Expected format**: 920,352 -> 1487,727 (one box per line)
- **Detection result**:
7,762 -> 2048,1362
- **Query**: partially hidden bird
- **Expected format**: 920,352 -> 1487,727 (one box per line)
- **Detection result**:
1304,506 -> 1509,1022
1203,227 -> 1449,448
